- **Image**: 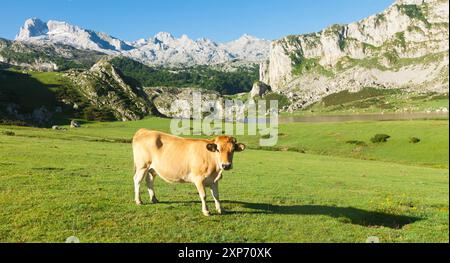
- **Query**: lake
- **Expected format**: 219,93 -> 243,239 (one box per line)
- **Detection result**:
278,112 -> 449,123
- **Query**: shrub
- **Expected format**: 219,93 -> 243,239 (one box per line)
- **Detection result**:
397,4 -> 430,27
346,140 -> 368,146
371,134 -> 391,143
261,134 -> 271,139
409,137 -> 421,144
83,106 -> 116,122
259,92 -> 291,109
1,130 -> 15,136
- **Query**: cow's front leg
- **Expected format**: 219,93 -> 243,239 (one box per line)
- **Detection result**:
210,183 -> 222,214
194,181 -> 210,216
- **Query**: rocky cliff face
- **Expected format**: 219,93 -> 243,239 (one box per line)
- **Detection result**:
260,0 -> 449,111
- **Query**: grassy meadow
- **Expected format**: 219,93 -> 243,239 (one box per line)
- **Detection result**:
294,87 -> 449,115
0,117 -> 448,242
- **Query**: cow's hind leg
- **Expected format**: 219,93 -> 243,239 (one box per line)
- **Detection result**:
146,169 -> 159,203
210,183 -> 222,214
194,180 -> 210,216
134,167 -> 148,205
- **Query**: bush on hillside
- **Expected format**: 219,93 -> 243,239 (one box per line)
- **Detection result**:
409,137 -> 421,144
1,130 -> 15,136
83,106 -> 116,122
370,134 -> 391,143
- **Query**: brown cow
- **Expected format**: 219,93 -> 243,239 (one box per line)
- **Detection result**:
132,129 -> 246,216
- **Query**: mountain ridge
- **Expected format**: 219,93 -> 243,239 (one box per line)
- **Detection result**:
15,18 -> 271,67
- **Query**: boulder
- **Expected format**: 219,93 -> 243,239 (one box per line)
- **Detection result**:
31,106 -> 52,125
70,120 -> 80,128
250,81 -> 271,98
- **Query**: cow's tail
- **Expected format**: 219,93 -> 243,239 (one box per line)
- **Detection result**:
132,141 -> 136,176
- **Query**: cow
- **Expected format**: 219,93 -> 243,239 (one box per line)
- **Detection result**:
132,129 -> 246,216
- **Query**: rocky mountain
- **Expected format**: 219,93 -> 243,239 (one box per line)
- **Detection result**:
64,59 -> 153,121
15,18 -> 271,67
0,37 -> 105,71
221,34 -> 271,62
260,0 -> 449,111
16,18 -> 134,54
124,32 -> 235,66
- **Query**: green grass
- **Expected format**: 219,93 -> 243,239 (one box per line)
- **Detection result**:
1,117 -> 448,168
302,87 -> 449,115
255,92 -> 291,109
291,55 -> 334,77
320,87 -> 400,107
336,52 -> 448,73
0,117 -> 448,242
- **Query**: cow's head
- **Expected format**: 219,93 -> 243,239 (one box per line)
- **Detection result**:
206,136 -> 245,170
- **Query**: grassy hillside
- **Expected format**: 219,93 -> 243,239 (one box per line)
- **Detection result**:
302,87 -> 449,114
0,117 -> 447,242
0,70 -> 62,112
0,69 -> 84,125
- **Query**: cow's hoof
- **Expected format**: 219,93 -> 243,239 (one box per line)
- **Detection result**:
203,211 -> 210,217
135,200 -> 143,205
151,197 -> 159,204
217,209 -> 222,215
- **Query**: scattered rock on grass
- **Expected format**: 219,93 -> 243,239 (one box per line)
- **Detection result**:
70,120 -> 81,128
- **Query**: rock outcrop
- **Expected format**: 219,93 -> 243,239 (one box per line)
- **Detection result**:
144,86 -> 222,119
250,81 -> 271,98
0,37 -> 105,71
260,0 -> 449,111
65,59 -> 152,121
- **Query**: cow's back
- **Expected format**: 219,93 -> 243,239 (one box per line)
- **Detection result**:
132,129 -> 218,183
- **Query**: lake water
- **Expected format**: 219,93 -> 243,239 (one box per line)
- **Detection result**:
278,112 -> 449,123
240,112 -> 448,124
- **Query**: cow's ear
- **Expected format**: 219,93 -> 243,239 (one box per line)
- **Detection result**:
206,143 -> 218,152
235,143 -> 246,152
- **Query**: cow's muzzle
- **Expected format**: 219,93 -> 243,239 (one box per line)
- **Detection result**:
222,163 -> 232,170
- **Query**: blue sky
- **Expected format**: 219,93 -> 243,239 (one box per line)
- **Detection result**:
1,0 -> 394,42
